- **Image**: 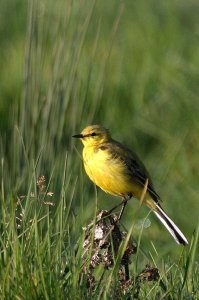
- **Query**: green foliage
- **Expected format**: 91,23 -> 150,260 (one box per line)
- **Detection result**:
0,0 -> 199,298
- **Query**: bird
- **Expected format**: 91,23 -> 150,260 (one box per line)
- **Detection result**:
73,124 -> 188,245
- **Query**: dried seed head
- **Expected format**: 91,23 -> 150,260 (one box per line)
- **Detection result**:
37,175 -> 46,191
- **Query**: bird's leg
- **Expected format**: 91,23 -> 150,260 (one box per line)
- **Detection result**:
106,200 -> 124,217
117,196 -> 128,221
106,195 -> 131,221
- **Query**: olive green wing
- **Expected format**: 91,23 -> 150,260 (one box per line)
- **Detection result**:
99,140 -> 160,202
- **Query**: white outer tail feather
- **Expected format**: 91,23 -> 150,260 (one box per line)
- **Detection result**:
153,203 -> 188,245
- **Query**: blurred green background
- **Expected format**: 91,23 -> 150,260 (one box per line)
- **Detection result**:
1,0 -> 199,257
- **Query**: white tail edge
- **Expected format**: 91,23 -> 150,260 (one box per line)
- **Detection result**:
153,203 -> 188,245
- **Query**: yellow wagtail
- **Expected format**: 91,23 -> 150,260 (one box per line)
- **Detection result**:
73,125 -> 188,245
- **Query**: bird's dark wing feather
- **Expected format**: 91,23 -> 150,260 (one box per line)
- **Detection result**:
99,140 -> 160,202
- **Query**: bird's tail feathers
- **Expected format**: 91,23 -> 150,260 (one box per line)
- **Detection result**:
147,200 -> 188,245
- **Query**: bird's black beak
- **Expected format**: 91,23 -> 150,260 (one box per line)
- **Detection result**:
72,134 -> 83,138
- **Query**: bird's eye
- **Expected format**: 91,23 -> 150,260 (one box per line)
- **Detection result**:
91,132 -> 97,137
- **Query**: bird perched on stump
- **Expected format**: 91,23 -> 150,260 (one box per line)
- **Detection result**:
73,124 -> 188,245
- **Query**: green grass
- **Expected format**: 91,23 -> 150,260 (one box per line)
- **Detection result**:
0,0 -> 199,298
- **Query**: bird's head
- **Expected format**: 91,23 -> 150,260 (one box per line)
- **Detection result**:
72,125 -> 111,146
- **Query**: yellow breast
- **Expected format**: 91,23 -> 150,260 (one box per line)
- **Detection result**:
82,145 -> 143,198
